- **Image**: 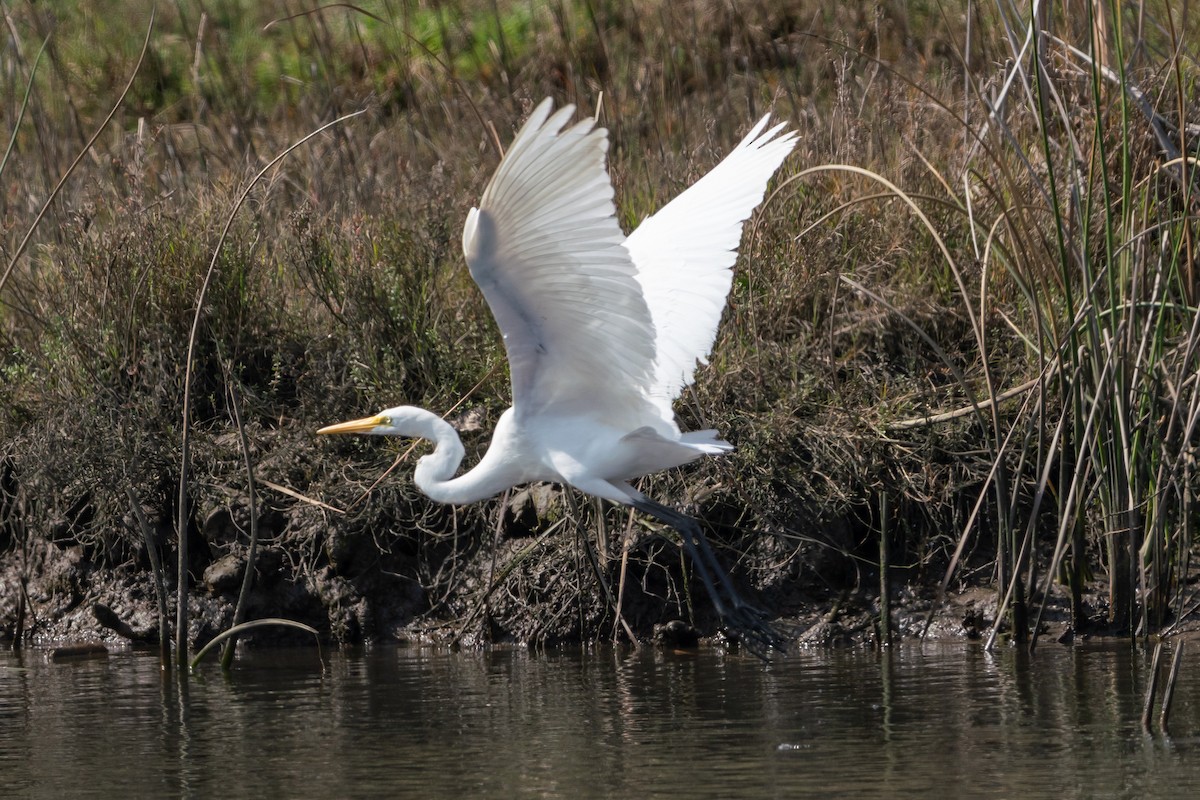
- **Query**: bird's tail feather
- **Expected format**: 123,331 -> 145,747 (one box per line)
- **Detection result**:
680,429 -> 734,454
616,427 -> 732,479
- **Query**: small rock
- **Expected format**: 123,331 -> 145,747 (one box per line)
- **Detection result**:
505,484 -> 558,535
203,552 -> 246,595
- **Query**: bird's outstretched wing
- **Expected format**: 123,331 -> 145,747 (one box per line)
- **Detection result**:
623,115 -> 797,411
462,99 -> 658,423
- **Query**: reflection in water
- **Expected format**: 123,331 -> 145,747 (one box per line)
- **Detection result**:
1,642 -> 1197,798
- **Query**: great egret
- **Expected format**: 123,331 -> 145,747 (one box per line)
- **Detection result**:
320,98 -> 796,654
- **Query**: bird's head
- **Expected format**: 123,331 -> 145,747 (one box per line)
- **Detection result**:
318,405 -> 455,443
317,407 -> 407,437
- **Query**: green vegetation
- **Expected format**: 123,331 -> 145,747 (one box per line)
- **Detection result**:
1,1 -> 1197,655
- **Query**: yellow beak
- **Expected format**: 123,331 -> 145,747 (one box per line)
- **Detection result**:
317,415 -> 387,435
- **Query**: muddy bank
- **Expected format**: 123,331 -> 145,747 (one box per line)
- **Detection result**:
0,535 -> 1155,655
1,443 -> 1163,655
3,379 -> 1194,654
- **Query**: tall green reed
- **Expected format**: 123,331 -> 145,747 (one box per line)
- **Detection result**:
944,0 -> 1198,644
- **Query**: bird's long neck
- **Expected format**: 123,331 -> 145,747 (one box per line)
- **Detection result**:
399,407 -> 514,505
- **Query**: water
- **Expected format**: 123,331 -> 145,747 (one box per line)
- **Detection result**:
2,641 -> 1198,798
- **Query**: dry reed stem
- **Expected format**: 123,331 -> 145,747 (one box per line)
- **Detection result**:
176,108 -> 365,665
220,381 -> 261,670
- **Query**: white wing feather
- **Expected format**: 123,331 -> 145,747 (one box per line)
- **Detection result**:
623,116 -> 797,412
462,99 -> 659,425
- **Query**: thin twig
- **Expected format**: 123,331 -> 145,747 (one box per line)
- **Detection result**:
0,12 -> 154,299
611,507 -> 638,645
221,381 -> 260,669
1141,640 -> 1163,732
125,486 -> 170,667
1159,642 -> 1185,734
260,479 -> 344,513
887,375 -> 1043,430
878,491 -> 891,647
0,35 -> 48,188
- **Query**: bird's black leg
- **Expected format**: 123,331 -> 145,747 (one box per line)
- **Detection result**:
629,494 -> 787,659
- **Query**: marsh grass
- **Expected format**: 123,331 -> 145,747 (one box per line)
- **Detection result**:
0,0 -> 1196,650
939,0 -> 1200,646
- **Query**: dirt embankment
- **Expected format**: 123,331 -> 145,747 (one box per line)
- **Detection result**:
0,431 -> 1128,656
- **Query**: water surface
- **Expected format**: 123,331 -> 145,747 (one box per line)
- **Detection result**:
2,641 -> 1198,798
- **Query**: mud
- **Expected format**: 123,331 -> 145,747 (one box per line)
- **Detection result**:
1,473 -> 1154,654
5,398 -> 1196,656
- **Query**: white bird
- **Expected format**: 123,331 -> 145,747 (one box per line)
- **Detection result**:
320,98 -> 796,654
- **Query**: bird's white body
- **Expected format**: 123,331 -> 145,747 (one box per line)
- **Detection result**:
320,98 -> 796,650
399,405 -> 730,506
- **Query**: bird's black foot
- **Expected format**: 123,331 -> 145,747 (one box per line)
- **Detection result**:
716,594 -> 790,659
630,494 -> 789,661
